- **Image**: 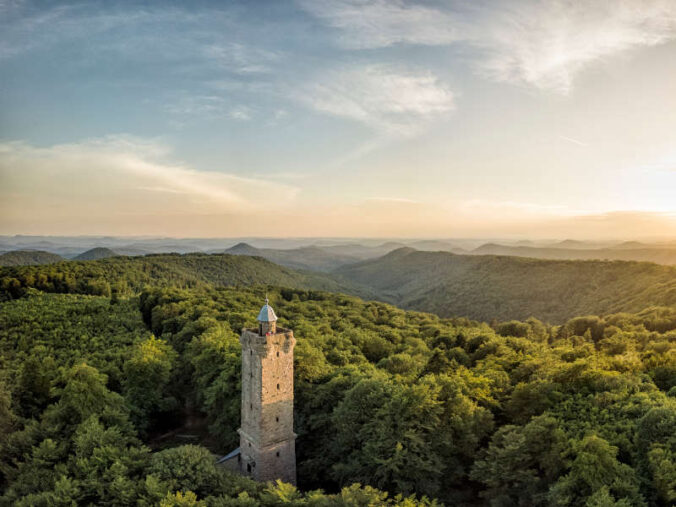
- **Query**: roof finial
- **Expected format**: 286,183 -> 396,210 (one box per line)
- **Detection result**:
265,293 -> 269,305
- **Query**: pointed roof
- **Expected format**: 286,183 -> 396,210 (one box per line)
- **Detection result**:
257,297 -> 278,322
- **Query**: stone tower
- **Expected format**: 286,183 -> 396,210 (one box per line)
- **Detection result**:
238,298 -> 297,484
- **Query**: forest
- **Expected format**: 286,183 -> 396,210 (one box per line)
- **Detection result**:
4,251 -> 676,324
335,248 -> 676,322
0,258 -> 675,505
0,254 -> 359,301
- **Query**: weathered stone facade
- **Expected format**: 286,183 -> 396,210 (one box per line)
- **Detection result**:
238,322 -> 296,485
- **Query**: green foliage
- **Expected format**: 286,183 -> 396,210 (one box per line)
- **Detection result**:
0,250 -> 63,267
1,263 -> 675,505
149,445 -> 223,498
548,435 -> 645,506
0,253 -> 354,301
471,415 -> 568,506
335,248 -> 676,323
123,336 -> 179,434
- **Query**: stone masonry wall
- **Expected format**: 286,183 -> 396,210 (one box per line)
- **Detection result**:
239,328 -> 296,485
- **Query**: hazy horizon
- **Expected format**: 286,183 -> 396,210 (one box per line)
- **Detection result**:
2,233 -> 676,242
2,1 -> 676,239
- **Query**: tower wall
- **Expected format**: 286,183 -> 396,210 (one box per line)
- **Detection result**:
239,327 -> 296,485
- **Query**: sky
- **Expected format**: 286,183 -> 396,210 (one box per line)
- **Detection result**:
1,0 -> 676,239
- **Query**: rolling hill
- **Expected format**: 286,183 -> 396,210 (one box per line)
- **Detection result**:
335,248 -> 676,323
0,250 -> 64,266
0,253 -> 366,299
472,243 -> 676,265
220,242 -> 360,271
74,247 -> 121,261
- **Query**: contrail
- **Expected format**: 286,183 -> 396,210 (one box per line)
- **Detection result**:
559,135 -> 588,147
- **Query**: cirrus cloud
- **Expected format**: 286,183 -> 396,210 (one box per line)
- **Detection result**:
296,64 -> 455,136
300,0 -> 676,94
0,136 -> 299,225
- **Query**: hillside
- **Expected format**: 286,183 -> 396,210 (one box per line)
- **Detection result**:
319,241 -> 407,259
221,242 -> 360,271
335,248 -> 676,323
0,249 -> 63,266
74,247 -> 121,261
473,242 -> 676,265
0,253 -> 364,300
223,242 -> 261,256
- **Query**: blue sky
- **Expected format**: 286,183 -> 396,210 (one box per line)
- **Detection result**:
1,0 -> 676,238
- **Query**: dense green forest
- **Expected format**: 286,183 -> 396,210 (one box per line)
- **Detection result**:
4,250 -> 676,327
472,243 -> 676,266
335,248 -> 676,323
0,253 -> 360,301
73,247 -> 120,261
0,250 -> 64,267
1,254 -> 675,505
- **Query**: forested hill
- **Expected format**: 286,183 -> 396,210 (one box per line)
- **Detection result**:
221,242 -> 360,272
0,250 -> 63,266
0,253 -> 362,300
335,248 -> 676,323
73,247 -> 120,261
472,242 -> 676,265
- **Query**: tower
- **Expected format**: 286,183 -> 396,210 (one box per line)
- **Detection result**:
238,298 -> 297,484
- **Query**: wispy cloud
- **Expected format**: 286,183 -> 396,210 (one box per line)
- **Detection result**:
474,0 -> 676,93
296,64 -> 455,136
162,95 -> 251,119
202,42 -> 280,74
0,4 -> 279,76
297,0 -> 463,48
0,136 -> 299,220
300,0 -> 676,94
559,135 -> 588,147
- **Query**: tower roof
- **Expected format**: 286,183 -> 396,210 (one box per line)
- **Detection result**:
257,298 -> 278,322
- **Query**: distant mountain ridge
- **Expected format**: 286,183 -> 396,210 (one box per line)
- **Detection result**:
0,250 -> 63,266
471,243 -> 676,265
0,252 -> 367,299
220,242 -> 361,272
74,247 -> 121,261
335,247 -> 676,323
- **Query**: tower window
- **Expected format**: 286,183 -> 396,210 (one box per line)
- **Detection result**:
250,350 -> 252,355
276,416 -> 279,422
276,351 -> 279,357
250,403 -> 252,410
277,383 -> 280,390
276,451 -> 280,457
247,463 -> 251,473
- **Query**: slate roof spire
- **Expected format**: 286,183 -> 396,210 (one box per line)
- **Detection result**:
257,296 -> 278,322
